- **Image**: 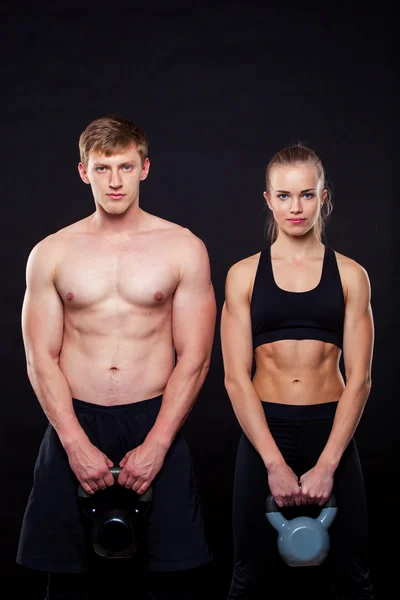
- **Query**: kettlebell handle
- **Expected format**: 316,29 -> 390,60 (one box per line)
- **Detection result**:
78,466 -> 153,502
266,493 -> 336,513
109,466 -> 122,480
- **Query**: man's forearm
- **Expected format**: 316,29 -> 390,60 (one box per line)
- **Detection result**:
27,359 -> 88,450
145,357 -> 211,450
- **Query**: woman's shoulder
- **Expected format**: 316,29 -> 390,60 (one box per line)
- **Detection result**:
332,249 -> 371,289
225,251 -> 264,296
227,251 -> 263,277
333,249 -> 368,273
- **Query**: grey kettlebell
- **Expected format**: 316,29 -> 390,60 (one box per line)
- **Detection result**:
265,493 -> 337,567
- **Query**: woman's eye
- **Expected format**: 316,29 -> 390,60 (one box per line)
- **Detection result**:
278,194 -> 288,200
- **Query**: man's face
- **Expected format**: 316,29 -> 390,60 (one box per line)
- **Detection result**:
78,143 -> 150,215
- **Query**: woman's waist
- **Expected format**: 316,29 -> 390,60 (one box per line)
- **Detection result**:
253,370 -> 344,406
259,398 -> 339,421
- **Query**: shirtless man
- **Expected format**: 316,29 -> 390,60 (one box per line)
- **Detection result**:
17,115 -> 216,599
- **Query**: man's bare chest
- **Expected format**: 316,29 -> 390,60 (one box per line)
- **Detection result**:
54,242 -> 178,309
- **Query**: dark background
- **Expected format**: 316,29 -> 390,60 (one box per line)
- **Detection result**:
1,1 -> 397,598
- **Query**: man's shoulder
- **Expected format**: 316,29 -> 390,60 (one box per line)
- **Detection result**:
144,212 -> 181,231
27,218 -> 89,261
145,213 -> 207,252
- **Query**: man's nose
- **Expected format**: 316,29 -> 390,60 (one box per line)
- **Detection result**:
109,170 -> 122,188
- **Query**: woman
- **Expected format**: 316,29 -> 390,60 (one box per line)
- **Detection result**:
221,144 -> 375,599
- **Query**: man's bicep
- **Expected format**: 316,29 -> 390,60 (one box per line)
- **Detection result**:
22,245 -> 64,362
171,239 -> 216,360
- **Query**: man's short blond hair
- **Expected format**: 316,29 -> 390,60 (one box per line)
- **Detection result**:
79,115 -> 149,167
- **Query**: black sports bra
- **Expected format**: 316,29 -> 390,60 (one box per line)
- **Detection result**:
250,245 -> 345,350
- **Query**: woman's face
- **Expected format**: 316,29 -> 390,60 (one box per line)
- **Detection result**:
264,163 -> 326,238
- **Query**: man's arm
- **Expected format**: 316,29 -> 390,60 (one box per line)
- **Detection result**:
119,233 -> 216,493
22,239 -> 80,439
147,235 -> 216,445
22,238 -> 114,494
299,260 -> 374,504
221,260 -> 301,507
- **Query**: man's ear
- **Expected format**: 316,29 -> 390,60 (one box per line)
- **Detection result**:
140,157 -> 150,181
78,162 -> 90,184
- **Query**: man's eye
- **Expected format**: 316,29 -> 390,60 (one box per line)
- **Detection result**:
96,167 -> 106,172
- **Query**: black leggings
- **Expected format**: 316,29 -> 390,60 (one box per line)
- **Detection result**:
228,401 -> 374,600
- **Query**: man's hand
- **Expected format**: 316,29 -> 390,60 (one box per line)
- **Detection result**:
299,465 -> 334,506
67,441 -> 115,495
118,441 -> 166,495
267,462 -> 302,508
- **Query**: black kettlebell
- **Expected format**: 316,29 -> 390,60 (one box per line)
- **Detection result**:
265,493 -> 337,567
78,466 -> 153,559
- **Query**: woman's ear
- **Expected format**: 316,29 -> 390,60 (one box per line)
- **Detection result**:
263,191 -> 272,210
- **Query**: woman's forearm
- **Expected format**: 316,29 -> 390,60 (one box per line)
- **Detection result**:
317,379 -> 372,472
225,376 -> 284,468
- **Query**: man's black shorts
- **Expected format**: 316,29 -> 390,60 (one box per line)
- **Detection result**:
17,395 -> 212,573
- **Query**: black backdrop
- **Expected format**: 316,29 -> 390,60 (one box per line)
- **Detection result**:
1,1 -> 397,598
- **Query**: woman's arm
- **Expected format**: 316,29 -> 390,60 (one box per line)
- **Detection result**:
221,259 -> 301,507
300,258 -> 374,504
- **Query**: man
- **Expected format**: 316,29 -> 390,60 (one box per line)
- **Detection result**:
17,115 -> 216,599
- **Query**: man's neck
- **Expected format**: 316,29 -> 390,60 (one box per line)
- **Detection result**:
91,202 -> 145,236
